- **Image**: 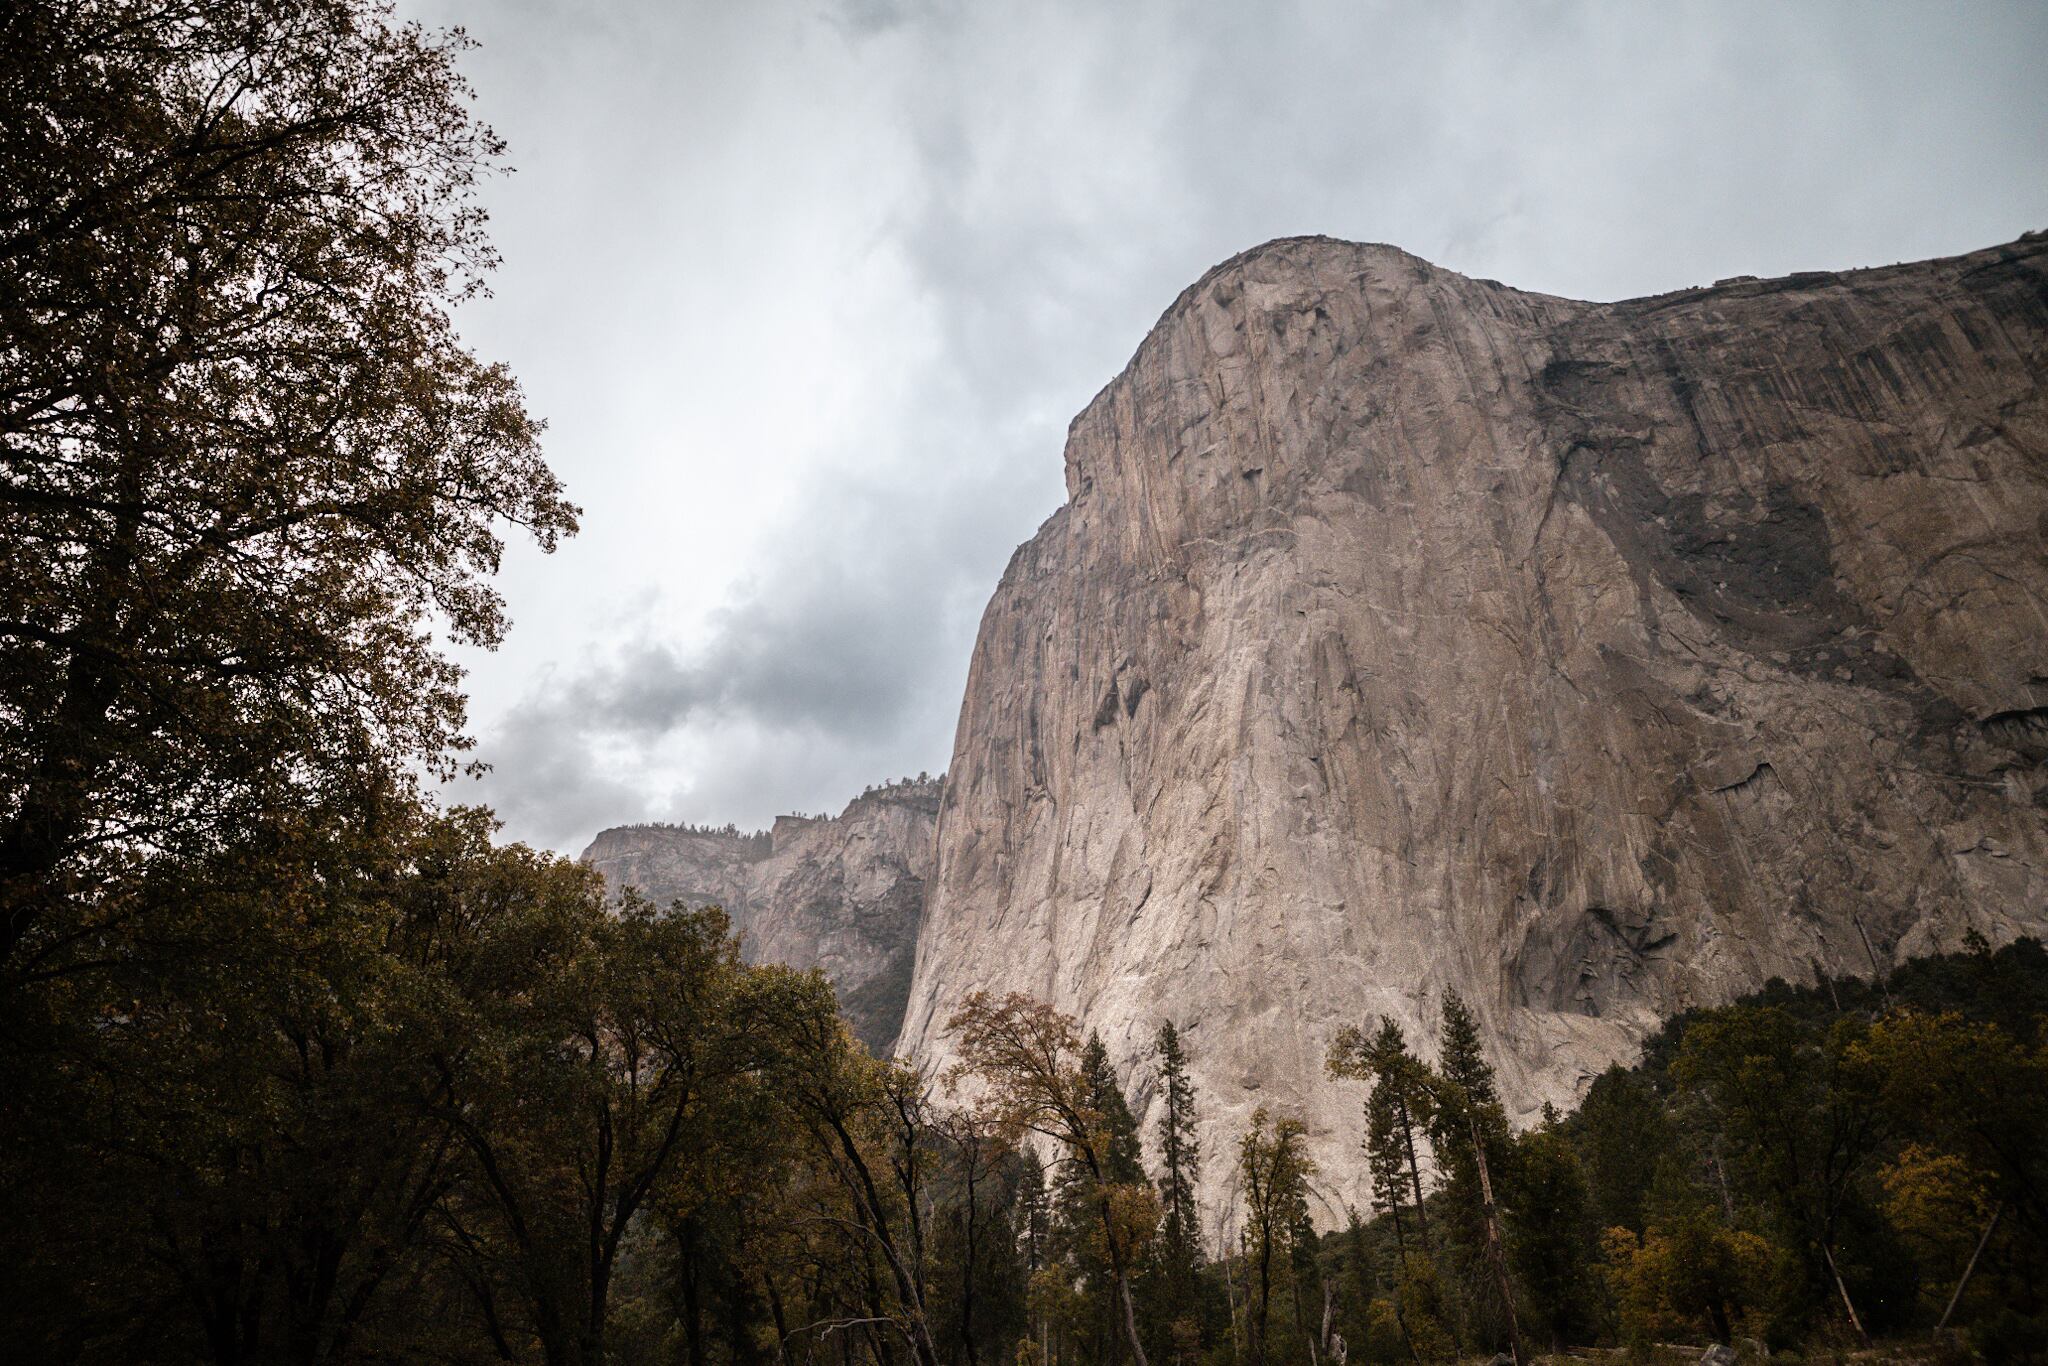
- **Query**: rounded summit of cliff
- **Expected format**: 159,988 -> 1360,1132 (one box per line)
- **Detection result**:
1070,237 -> 1456,447
911,231 -> 2048,1209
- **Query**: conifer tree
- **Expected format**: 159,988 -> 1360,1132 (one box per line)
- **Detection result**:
1329,1017 -> 1436,1250
1288,1203 -> 1329,1366
1366,1080 -> 1416,1254
1334,1207 -> 1378,1365
1154,1022 -> 1203,1303
1082,1031 -> 1147,1184
1063,1030 -> 1147,1363
1017,1149 -> 1054,1366
1428,991 -> 1523,1366
1019,1147 -> 1051,1279
1507,1111 -> 1597,1350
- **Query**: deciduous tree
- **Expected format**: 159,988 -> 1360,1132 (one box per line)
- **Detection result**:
947,993 -> 1160,1366
0,0 -> 576,986
1237,1107 -> 1314,1366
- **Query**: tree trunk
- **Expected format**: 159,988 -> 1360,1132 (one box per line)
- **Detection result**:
1710,1148 -> 1737,1224
0,432 -> 144,977
763,1268 -> 792,1366
1819,1242 -> 1871,1349
681,1218 -> 707,1366
830,1117 -> 940,1366
1219,1234 -> 1244,1365
1251,1227 -> 1272,1366
1398,1100 -> 1431,1249
1936,1200 -> 2003,1334
960,1160 -> 981,1366
1117,1272 -> 1150,1366
1291,1272 -> 1319,1366
1389,1293 -> 1423,1366
1469,1119 -> 1525,1366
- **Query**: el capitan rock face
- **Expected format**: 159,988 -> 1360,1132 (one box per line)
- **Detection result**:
898,233 -> 2048,1211
581,778 -> 940,1054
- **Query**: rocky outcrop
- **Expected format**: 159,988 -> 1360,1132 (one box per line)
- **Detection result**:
582,779 -> 941,1053
898,233 -> 2048,1214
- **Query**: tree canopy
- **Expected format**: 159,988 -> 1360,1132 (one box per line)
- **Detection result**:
0,0 -> 576,983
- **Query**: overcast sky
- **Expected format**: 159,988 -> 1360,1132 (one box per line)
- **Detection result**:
398,0 -> 2048,855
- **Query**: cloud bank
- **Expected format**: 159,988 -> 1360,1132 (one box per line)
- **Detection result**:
402,0 -> 2048,853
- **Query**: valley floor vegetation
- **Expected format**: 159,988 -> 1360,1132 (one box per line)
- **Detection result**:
3,3 -> 2044,1364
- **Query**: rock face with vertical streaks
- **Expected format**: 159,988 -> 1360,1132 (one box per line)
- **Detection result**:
581,778 -> 941,1054
896,233 -> 2048,1211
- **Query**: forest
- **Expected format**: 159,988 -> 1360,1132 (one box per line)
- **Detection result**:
7,802 -> 2046,1366
2,4 -> 2043,1363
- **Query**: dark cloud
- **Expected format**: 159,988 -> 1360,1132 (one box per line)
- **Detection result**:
459,445 -> 1050,851
417,0 -> 2048,854
463,690 -> 654,852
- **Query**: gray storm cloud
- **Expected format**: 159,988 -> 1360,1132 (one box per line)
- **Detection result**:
408,0 -> 2048,853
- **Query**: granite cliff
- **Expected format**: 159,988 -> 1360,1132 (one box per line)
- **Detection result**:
581,778 -> 941,1053
897,233 -> 2048,1212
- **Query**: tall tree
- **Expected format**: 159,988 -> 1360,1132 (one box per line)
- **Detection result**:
1153,1022 -> 1202,1272
1082,1031 -> 1146,1186
1017,1147 -> 1056,1366
0,0 -> 576,986
1507,1111 -> 1597,1351
1055,1031 -> 1146,1366
1237,1108 -> 1315,1366
1850,1008 -> 2048,1333
1366,1078 -> 1417,1255
1671,1005 -> 1883,1345
1573,1065 -> 1671,1233
756,970 -> 945,1366
930,1110 -> 1028,1366
438,891 -> 762,1366
1329,1018 -> 1437,1254
1333,1207 -> 1378,1366
948,993 -> 1161,1366
1427,992 -> 1523,1366
1288,1202 -> 1332,1366
1152,1020 -> 1204,1363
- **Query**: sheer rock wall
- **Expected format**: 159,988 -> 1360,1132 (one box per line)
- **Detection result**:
897,234 -> 2048,1214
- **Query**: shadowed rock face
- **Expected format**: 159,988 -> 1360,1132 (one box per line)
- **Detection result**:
898,233 -> 2048,1213
581,780 -> 941,1054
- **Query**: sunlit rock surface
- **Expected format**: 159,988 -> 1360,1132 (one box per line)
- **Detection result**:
582,779 -> 940,1053
898,233 -> 2048,1213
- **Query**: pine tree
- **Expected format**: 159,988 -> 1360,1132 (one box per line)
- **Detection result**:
1366,1076 -> 1415,1253
1017,1150 -> 1054,1366
1288,1203 -> 1328,1366
1429,991 -> 1523,1366
1081,1031 -> 1146,1185
1507,1113 -> 1596,1350
1154,1023 -> 1202,1275
1019,1148 -> 1051,1278
1065,1031 -> 1147,1363
1437,993 -> 1504,1121
1333,1207 -> 1377,1366
1330,1017 -> 1438,1253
